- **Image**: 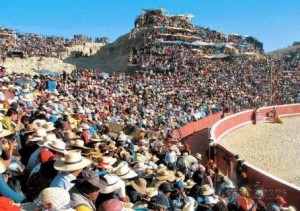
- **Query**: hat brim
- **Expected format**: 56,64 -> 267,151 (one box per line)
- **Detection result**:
45,127 -> 56,132
131,181 -> 146,195
0,130 -> 13,138
54,157 -> 92,172
202,188 -> 215,196
118,169 -> 138,180
99,178 -> 124,194
44,142 -> 66,154
29,136 -> 44,142
156,172 -> 176,182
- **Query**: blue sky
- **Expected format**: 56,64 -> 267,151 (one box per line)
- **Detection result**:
2,0 -> 299,52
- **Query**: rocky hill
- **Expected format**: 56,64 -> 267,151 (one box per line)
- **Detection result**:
268,44 -> 300,61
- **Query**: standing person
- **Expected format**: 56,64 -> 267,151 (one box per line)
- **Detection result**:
251,107 -> 258,125
165,145 -> 177,171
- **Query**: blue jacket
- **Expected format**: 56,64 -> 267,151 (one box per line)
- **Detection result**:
0,174 -> 25,203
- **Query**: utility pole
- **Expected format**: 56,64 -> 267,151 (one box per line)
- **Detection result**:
268,58 -> 273,106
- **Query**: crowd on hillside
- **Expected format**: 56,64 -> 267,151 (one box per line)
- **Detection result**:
0,29 -> 95,59
0,58 -> 298,210
134,9 -> 263,53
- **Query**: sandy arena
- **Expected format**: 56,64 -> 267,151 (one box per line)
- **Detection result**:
219,116 -> 300,187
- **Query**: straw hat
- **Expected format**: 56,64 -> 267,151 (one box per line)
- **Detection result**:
29,128 -> 47,142
143,168 -> 154,179
0,158 -> 6,173
155,170 -> 176,182
54,151 -> 91,171
115,165 -> 138,180
22,187 -> 73,211
201,184 -> 215,196
156,164 -> 167,173
44,139 -> 66,153
143,187 -> 158,201
42,122 -> 56,132
23,123 -> 38,134
136,153 -> 146,162
185,180 -> 196,189
183,197 -> 198,211
90,134 -> 101,142
68,139 -> 88,149
0,123 -> 13,138
149,155 -> 159,163
175,171 -> 185,181
38,133 -> 57,147
81,124 -> 90,130
38,187 -> 72,210
117,131 -> 128,142
99,174 -> 125,194
131,178 -> 147,195
195,153 -> 202,160
133,162 -> 147,172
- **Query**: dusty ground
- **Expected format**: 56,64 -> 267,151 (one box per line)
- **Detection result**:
220,116 -> 300,187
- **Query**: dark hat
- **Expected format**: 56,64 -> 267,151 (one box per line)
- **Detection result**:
149,194 -> 169,210
72,169 -> 101,189
159,182 -> 174,193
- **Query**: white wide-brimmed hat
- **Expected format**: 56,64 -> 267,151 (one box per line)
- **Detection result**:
22,187 -> 74,211
183,197 -> 198,211
133,162 -> 147,172
44,139 -> 66,153
0,123 -> 13,138
42,122 -> 56,132
54,151 -> 91,172
99,174 -> 125,194
115,165 -> 138,180
29,128 -> 47,142
38,133 -> 57,147
68,139 -> 88,149
117,131 -> 128,142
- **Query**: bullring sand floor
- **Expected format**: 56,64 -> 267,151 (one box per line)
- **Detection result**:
219,116 -> 300,187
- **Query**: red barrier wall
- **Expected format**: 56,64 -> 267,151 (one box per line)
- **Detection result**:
211,104 -> 300,209
172,113 -> 222,140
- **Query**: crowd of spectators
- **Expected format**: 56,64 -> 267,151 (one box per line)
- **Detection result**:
0,59 -> 298,210
0,9 -> 298,211
134,9 -> 263,54
0,28 -> 97,59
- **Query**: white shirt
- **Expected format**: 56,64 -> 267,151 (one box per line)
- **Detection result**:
165,150 -> 177,164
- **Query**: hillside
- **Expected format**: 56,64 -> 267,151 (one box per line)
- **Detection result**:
62,28 -> 147,73
2,9 -> 265,74
3,42 -> 103,74
268,44 -> 300,60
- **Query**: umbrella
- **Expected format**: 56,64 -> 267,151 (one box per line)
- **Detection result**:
35,69 -> 61,76
14,77 -> 33,85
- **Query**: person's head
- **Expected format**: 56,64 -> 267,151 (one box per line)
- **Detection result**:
148,194 -> 169,211
159,182 -> 174,197
21,115 -> 30,126
97,199 -> 123,211
73,170 -> 101,200
276,195 -> 287,206
6,108 -> 18,120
